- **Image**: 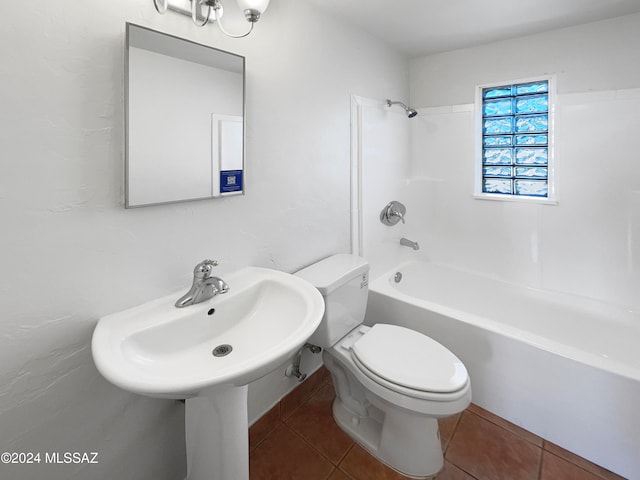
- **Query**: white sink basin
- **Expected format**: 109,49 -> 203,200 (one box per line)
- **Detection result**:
92,266 -> 325,399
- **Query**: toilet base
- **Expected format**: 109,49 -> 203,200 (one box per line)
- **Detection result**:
324,346 -> 456,479
332,395 -> 443,479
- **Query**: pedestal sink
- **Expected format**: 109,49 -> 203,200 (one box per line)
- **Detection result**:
92,266 -> 325,480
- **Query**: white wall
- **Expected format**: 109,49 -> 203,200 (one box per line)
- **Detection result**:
404,13 -> 640,307
0,1 -> 408,479
410,13 -> 640,106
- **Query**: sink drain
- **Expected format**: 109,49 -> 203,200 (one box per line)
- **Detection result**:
212,344 -> 233,357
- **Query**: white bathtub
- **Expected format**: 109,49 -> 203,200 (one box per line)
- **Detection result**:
366,261 -> 640,479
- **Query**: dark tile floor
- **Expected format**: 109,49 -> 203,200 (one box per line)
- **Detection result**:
248,368 -> 627,480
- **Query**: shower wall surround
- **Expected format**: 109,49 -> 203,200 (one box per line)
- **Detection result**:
0,1 -> 408,479
405,13 -> 640,308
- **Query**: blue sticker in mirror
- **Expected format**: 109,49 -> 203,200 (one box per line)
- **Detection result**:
220,170 -> 243,193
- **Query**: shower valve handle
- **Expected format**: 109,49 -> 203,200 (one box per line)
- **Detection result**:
380,201 -> 407,226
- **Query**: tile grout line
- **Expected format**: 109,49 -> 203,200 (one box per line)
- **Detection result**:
467,407 -> 543,448
248,418 -> 284,454
441,411 -> 464,455
445,461 -> 481,480
447,408 -> 543,480
335,444 -> 358,480
439,411 -> 483,479
537,444 -> 543,480
280,374 -> 328,421
542,440 -> 623,480
543,450 -> 622,480
282,420 -> 347,469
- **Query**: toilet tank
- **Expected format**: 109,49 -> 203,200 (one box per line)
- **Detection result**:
295,254 -> 369,348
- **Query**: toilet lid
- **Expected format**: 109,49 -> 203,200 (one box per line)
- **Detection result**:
351,324 -> 468,393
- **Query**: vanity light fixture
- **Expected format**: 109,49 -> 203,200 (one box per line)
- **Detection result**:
153,0 -> 270,38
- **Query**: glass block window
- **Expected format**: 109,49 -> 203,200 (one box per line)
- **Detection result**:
477,78 -> 554,200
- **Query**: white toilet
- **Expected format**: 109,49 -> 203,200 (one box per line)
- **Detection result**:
296,254 -> 471,478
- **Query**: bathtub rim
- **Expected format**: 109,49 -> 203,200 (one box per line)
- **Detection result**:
369,260 -> 640,384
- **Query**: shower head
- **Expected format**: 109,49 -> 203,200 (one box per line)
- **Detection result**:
406,107 -> 418,118
385,99 -> 418,118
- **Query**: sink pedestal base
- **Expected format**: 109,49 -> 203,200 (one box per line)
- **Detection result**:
185,385 -> 249,480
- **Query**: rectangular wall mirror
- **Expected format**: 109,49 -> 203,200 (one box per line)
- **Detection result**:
125,23 -> 245,208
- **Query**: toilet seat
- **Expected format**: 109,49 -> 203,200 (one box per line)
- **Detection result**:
351,324 -> 468,397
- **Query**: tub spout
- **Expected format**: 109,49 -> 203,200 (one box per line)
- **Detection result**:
400,237 -> 419,250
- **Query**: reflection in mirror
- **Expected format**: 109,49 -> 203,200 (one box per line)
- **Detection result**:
125,23 -> 245,208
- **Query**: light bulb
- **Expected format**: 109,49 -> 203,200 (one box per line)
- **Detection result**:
236,0 -> 270,22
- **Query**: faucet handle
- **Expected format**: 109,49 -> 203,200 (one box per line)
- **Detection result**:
194,259 -> 219,277
391,209 -> 406,224
380,201 -> 407,226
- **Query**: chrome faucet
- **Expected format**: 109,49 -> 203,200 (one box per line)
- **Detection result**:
380,201 -> 407,226
390,209 -> 405,224
400,237 -> 420,250
175,259 -> 229,308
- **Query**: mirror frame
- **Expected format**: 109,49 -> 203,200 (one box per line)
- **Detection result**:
124,23 -> 246,208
